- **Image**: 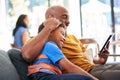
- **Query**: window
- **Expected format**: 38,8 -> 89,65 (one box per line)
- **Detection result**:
80,0 -> 120,63
0,0 -> 81,51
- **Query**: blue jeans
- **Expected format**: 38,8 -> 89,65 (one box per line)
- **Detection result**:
29,72 -> 93,80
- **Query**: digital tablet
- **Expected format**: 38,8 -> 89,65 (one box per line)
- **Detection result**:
100,34 -> 113,54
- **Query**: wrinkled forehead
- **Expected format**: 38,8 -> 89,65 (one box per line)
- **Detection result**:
57,8 -> 69,17
51,6 -> 69,17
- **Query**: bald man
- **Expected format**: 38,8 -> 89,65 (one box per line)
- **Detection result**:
21,5 -> 120,80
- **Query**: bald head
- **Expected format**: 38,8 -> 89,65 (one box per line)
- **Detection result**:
45,6 -> 70,26
45,6 -> 67,19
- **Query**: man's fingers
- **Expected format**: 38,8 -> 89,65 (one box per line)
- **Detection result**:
105,41 -> 110,49
43,18 -> 61,31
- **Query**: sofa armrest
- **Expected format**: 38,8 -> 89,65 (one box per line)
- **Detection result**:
0,49 -> 20,80
7,48 -> 29,80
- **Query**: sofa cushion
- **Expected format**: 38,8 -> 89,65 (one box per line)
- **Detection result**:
101,69 -> 120,80
90,64 -> 120,80
0,49 -> 20,80
7,48 -> 29,80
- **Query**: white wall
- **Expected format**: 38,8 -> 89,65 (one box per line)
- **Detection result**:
0,0 -> 12,51
67,0 -> 81,38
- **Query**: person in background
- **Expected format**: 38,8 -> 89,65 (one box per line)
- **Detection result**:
13,14 -> 30,48
28,20 -> 97,80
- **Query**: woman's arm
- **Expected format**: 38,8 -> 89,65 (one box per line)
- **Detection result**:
58,58 -> 98,80
22,18 -> 61,62
22,31 -> 30,45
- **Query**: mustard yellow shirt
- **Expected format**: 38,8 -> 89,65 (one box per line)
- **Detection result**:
62,34 -> 95,73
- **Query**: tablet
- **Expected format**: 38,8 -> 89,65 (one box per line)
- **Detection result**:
100,34 -> 112,54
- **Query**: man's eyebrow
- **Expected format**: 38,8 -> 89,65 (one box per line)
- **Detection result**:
62,14 -> 69,17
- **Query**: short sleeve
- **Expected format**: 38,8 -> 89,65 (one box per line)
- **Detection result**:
42,42 -> 65,64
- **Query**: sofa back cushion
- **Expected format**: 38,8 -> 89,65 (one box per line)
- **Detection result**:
0,49 -> 20,80
7,48 -> 29,80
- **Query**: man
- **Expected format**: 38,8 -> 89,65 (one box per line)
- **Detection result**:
22,6 -> 120,80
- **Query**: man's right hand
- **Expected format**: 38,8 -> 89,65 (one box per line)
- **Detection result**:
43,18 -> 61,32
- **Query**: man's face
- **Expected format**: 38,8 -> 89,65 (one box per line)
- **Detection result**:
53,8 -> 70,27
59,13 -> 69,27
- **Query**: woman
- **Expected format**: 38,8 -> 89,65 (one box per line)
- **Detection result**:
13,14 -> 30,48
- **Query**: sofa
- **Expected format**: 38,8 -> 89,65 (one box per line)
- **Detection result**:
0,48 -> 29,80
0,48 -> 120,80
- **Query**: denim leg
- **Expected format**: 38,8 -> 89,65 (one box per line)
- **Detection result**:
29,72 -> 93,80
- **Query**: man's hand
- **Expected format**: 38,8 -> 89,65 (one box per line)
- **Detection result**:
43,18 -> 61,32
93,41 -> 110,64
98,41 -> 110,64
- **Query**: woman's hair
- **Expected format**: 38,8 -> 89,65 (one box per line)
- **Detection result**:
13,14 -> 28,36
38,23 -> 66,33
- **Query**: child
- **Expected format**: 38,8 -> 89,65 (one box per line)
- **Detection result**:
28,19 -> 96,80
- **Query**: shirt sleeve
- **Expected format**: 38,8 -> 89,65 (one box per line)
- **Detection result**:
42,42 -> 65,64
20,27 -> 28,33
